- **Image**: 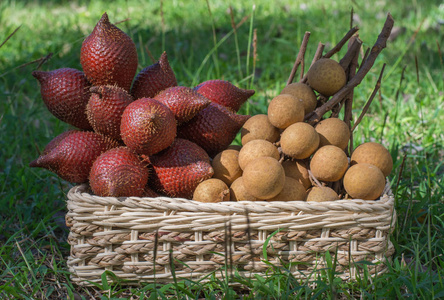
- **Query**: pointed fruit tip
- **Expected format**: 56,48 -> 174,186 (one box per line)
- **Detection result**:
29,158 -> 40,168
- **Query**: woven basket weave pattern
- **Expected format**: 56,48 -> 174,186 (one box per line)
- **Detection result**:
66,184 -> 396,285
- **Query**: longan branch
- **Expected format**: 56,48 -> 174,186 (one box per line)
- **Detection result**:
287,31 -> 311,86
301,42 -> 325,84
323,26 -> 359,58
343,36 -> 361,125
344,39 -> 361,155
351,63 -> 386,132
339,37 -> 362,70
307,13 -> 394,125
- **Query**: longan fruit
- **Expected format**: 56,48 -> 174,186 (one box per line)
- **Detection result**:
343,163 -> 386,200
268,177 -> 307,201
238,139 -> 280,170
229,177 -> 258,201
310,145 -> 349,182
315,118 -> 350,150
212,149 -> 242,186
307,58 -> 346,96
240,114 -> 280,145
281,159 -> 311,190
306,186 -> 339,202
281,82 -> 317,115
267,94 -> 304,129
280,122 -> 319,159
351,142 -> 393,176
193,178 -> 230,203
242,156 -> 285,200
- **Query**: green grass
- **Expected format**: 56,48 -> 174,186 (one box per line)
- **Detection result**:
1,0 -> 443,298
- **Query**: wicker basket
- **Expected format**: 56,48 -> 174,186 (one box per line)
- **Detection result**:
66,183 -> 396,286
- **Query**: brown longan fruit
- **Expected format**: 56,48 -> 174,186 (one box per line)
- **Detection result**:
238,139 -> 280,170
307,58 -> 346,96
280,122 -> 319,159
267,94 -> 304,129
230,177 -> 258,201
281,160 -> 311,190
242,156 -> 285,200
212,149 -> 242,186
343,163 -> 386,200
193,178 -> 230,203
310,145 -> 349,182
315,118 -> 350,150
268,177 -> 307,201
351,142 -> 393,176
281,82 -> 317,115
306,186 -> 339,202
240,114 -> 280,145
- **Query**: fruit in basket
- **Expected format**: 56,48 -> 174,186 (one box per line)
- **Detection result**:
29,130 -> 118,183
194,79 -> 255,112
267,94 -> 305,129
280,122 -> 319,159
211,149 -> 242,186
154,86 -> 211,124
314,117 -> 350,150
242,156 -> 285,200
120,98 -> 176,156
177,102 -> 250,157
351,142 -> 393,176
281,159 -> 311,190
306,58 -> 346,96
268,177 -> 306,201
238,139 -> 280,170
89,147 -> 149,197
306,186 -> 339,202
310,145 -> 349,182
229,177 -> 258,201
280,82 -> 317,115
32,68 -> 92,130
86,85 -> 134,140
193,178 -> 230,203
80,12 -> 138,92
148,138 -> 214,199
343,163 -> 386,200
131,52 -> 177,99
240,114 -> 280,145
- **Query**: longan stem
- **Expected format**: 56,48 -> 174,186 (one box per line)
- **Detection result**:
351,63 -> 386,132
286,31 -> 311,86
339,36 -> 362,71
344,38 -> 361,155
300,42 -> 325,84
307,13 -> 394,125
308,170 -> 323,188
323,26 -> 359,59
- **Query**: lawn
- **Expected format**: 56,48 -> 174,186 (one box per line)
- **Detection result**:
1,0 -> 443,299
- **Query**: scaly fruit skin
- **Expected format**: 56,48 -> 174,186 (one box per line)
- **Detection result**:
148,138 -> 214,199
154,86 -> 211,124
29,130 -> 118,183
131,52 -> 177,99
89,147 -> 149,197
32,68 -> 92,130
178,102 -> 250,157
87,85 -> 134,140
80,12 -> 138,91
194,80 -> 255,112
120,98 -> 177,156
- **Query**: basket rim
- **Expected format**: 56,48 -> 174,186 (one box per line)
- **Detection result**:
67,183 -> 394,214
